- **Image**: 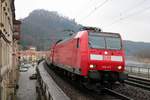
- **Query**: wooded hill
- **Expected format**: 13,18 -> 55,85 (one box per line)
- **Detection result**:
20,9 -> 150,57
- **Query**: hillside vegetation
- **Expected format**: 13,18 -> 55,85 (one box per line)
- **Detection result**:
21,9 -> 81,50
20,9 -> 150,56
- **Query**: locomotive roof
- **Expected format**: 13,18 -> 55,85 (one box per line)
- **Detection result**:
80,27 -> 120,36
75,30 -> 121,39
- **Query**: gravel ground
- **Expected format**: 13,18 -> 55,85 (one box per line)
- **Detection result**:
44,63 -> 123,100
17,62 -> 150,100
44,64 -> 94,100
45,63 -> 150,100
43,62 -> 150,100
17,66 -> 37,100
113,84 -> 150,100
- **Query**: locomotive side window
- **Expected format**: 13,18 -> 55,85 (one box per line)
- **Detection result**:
89,32 -> 122,50
77,38 -> 80,48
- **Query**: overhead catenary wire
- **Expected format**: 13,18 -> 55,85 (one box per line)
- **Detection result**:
102,4 -> 150,28
80,0 -> 148,27
120,0 -> 147,15
78,0 -> 149,30
80,0 -> 110,22
77,0 -> 104,18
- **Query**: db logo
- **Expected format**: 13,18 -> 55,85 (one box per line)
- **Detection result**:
103,56 -> 111,60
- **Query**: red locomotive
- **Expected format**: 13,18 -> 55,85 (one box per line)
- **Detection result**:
47,27 -> 127,84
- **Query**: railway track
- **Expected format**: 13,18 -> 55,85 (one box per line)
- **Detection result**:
44,62 -> 133,100
102,88 -> 133,100
81,83 -> 133,100
125,75 -> 150,90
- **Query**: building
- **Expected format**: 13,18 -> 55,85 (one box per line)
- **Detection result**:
19,47 -> 37,63
0,0 -> 21,100
19,47 -> 50,63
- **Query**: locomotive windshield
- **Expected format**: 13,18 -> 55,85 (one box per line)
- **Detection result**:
89,32 -> 122,50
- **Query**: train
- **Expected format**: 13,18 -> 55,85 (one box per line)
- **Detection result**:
46,27 -> 128,85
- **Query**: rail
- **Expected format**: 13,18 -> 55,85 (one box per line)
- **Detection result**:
102,88 -> 133,100
36,61 -> 70,100
125,75 -> 150,91
125,65 -> 150,78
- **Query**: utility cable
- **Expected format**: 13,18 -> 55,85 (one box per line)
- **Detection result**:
102,4 -> 150,28
80,0 -> 110,22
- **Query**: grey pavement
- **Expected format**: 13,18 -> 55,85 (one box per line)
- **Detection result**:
17,66 -> 37,100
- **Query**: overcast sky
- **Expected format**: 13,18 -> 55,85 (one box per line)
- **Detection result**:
15,0 -> 150,42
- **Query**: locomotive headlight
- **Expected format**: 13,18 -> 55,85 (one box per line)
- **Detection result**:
117,66 -> 122,70
90,64 -> 96,68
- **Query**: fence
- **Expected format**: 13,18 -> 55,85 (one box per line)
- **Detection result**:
125,65 -> 150,78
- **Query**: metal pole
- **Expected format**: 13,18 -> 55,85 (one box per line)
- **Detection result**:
130,66 -> 132,73
138,67 -> 140,74
148,68 -> 149,78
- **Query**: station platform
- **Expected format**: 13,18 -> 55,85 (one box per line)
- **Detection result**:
17,65 -> 37,100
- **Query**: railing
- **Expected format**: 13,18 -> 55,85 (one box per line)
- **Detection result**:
126,65 -> 150,78
36,61 -> 70,100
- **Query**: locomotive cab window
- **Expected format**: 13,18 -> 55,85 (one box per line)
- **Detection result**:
89,36 -> 105,49
106,37 -> 121,50
89,32 -> 122,50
